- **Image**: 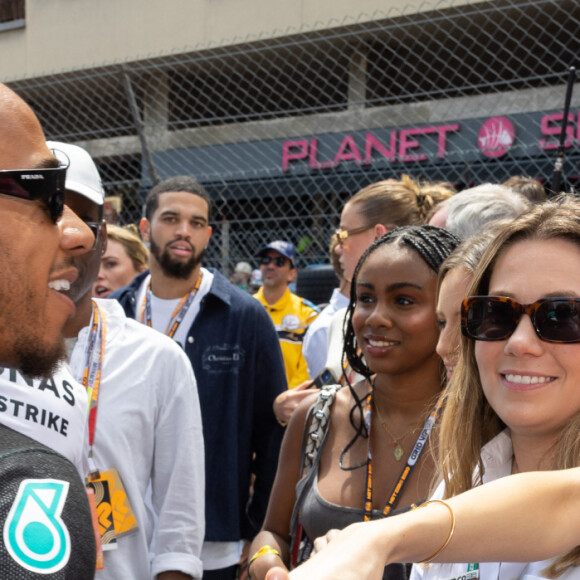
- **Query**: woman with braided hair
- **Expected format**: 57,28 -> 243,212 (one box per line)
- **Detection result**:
248,225 -> 460,580
274,175 -> 454,426
318,175 -> 455,387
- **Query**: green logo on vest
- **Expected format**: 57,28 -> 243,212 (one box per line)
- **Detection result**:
4,479 -> 71,573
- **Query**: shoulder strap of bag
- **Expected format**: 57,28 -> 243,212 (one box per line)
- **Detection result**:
290,383 -> 339,567
301,383 -> 339,473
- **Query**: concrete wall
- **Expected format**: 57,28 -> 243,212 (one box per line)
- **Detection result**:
1,0 -> 484,81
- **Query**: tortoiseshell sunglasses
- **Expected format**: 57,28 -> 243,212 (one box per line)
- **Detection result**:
461,296 -> 580,344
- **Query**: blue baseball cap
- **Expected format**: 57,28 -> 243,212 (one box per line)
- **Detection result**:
257,240 -> 297,267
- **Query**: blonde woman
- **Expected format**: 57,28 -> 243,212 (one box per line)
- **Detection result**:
93,224 -> 149,298
278,198 -> 580,580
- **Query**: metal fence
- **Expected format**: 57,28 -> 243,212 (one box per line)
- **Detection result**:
7,0 -> 580,273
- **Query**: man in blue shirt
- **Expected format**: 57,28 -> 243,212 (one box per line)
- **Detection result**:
112,175 -> 286,580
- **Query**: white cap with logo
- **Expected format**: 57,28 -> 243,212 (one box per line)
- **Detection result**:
46,141 -> 105,206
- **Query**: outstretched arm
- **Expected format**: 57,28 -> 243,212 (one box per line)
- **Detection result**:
264,468 -> 580,580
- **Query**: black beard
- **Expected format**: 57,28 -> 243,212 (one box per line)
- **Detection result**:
150,235 -> 204,280
13,337 -> 67,379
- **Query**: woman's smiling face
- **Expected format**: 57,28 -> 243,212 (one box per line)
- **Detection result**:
475,238 -> 580,439
352,243 -> 440,377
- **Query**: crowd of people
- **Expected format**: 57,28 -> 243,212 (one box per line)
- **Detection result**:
1,78 -> 580,580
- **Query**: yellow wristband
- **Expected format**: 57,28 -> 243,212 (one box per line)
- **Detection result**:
249,545 -> 281,566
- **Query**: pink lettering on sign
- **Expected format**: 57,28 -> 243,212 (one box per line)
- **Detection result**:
435,125 -> 460,158
539,112 -> 575,150
309,139 -> 334,170
281,123 -> 460,171
364,132 -> 396,164
398,124 -> 459,162
478,117 -> 515,158
282,140 -> 308,171
399,128 -> 426,162
333,135 -> 363,165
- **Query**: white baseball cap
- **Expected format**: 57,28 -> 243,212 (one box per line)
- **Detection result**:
235,261 -> 253,275
46,141 -> 105,205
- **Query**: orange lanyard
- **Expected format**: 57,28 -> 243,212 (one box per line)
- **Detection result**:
363,386 -> 446,521
81,302 -> 107,475
140,273 -> 202,338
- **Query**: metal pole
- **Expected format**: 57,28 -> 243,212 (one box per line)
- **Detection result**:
551,66 -> 576,195
221,217 -> 230,275
122,65 -> 160,187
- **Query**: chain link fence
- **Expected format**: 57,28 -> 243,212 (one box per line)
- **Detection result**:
6,0 -> 580,273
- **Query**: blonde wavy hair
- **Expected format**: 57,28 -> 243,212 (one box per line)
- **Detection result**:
346,174 -> 454,228
437,196 -> 580,576
106,223 -> 149,273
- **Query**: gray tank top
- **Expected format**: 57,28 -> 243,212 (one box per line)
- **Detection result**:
300,469 -> 382,539
293,414 -> 411,580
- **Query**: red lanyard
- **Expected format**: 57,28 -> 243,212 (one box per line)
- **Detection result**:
140,273 -> 203,338
363,385 -> 446,521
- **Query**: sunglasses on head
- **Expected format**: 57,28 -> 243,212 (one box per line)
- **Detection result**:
0,166 -> 66,223
260,255 -> 288,267
461,296 -> 580,344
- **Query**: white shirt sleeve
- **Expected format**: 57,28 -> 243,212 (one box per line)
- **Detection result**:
150,346 -> 205,579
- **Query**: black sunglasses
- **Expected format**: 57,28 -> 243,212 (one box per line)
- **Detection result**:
86,220 -> 106,250
260,255 -> 289,267
461,295 -> 580,344
0,166 -> 67,223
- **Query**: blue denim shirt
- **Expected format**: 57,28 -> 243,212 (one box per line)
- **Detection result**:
112,269 -> 287,541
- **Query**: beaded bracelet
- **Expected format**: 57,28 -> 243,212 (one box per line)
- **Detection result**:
417,499 -> 456,563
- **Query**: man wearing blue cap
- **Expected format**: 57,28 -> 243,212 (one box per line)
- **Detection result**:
254,241 -> 319,390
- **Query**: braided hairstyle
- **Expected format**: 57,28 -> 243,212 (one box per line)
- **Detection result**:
339,225 -> 461,470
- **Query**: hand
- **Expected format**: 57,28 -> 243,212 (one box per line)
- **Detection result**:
239,563 -> 250,580
265,567 -> 291,580
273,381 -> 314,424
287,522 -> 388,580
238,540 -> 251,580
312,528 -> 340,554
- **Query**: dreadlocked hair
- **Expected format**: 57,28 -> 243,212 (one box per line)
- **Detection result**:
338,225 -> 460,471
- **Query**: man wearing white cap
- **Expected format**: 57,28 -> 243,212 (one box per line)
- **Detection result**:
230,261 -> 253,293
41,142 -> 205,580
